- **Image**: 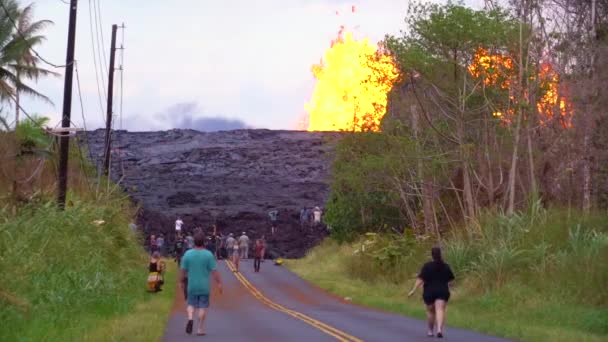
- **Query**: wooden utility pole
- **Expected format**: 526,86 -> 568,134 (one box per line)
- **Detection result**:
103,24 -> 118,175
57,0 -> 79,209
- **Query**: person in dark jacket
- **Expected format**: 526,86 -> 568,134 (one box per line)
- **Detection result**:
408,247 -> 455,338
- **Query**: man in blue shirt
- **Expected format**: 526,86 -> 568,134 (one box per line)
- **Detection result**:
181,233 -> 223,336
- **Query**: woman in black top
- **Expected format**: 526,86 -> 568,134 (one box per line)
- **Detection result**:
408,247 -> 455,338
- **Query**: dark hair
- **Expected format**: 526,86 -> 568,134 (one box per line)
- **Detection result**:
431,246 -> 444,264
194,233 -> 205,247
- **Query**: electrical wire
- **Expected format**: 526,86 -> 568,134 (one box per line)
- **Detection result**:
74,61 -> 95,165
87,0 -> 106,122
91,0 -> 107,94
95,0 -> 108,72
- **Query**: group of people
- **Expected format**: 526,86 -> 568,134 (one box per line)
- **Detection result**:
173,221 -> 266,335
299,206 -> 323,228
148,216 -> 457,338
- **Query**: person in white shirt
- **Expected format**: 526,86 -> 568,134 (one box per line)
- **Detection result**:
238,232 -> 250,259
175,218 -> 184,233
313,207 -> 322,225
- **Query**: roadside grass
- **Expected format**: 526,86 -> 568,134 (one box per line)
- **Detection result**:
0,130 -> 175,341
0,198 -> 175,341
82,261 -> 176,342
288,208 -> 608,342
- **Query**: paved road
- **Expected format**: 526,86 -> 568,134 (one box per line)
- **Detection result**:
163,260 -> 510,341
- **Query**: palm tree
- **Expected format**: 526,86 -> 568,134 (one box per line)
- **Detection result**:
0,0 -> 58,126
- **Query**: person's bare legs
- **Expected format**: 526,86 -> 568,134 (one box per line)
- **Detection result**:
185,305 -> 194,334
187,305 -> 194,320
233,254 -> 239,272
196,308 -> 207,335
425,304 -> 436,336
435,299 -> 447,336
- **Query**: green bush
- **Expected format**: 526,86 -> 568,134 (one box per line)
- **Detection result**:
329,206 -> 608,308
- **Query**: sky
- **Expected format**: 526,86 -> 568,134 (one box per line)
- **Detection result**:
23,0 -> 481,132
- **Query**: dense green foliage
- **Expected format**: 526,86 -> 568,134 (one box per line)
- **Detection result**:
291,207 -> 608,341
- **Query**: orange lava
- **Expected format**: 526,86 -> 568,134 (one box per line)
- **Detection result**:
304,30 -> 398,132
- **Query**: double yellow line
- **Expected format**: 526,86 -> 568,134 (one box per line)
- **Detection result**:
225,260 -> 363,342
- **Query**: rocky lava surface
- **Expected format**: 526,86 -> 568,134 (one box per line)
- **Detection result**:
83,129 -> 342,258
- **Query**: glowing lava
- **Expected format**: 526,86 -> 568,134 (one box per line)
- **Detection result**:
305,31 -> 398,132
468,48 -> 572,127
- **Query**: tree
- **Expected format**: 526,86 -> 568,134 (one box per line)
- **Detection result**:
0,0 -> 57,126
385,2 -> 520,222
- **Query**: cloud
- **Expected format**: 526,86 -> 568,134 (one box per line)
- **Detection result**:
122,102 -> 249,132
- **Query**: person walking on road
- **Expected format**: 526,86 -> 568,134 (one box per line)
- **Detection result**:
231,242 -> 240,272
156,234 -> 165,256
185,233 -> 194,251
174,234 -> 185,266
408,247 -> 455,338
225,233 -> 236,258
180,233 -> 223,336
260,235 -> 267,262
238,232 -> 250,260
175,217 -> 184,234
253,239 -> 264,272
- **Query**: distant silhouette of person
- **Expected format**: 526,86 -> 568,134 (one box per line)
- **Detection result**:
268,210 -> 278,234
313,206 -> 322,225
231,241 -> 240,272
260,235 -> 267,261
149,234 -> 157,254
408,247 -> 455,338
253,239 -> 264,272
299,208 -> 307,227
156,234 -> 165,256
238,232 -> 250,259
185,233 -> 194,250
175,217 -> 184,234
225,233 -> 236,259
174,234 -> 185,266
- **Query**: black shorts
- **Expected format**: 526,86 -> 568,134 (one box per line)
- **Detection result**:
423,289 -> 450,305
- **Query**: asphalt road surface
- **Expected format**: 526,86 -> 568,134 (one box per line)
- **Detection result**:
163,259 -> 510,342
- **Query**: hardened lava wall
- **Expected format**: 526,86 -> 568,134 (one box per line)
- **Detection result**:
82,129 -> 343,258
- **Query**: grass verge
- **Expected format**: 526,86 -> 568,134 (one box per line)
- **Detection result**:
82,261 -> 176,342
0,196 -> 175,341
288,208 -> 608,342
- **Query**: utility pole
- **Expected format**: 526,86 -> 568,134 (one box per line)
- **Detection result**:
103,24 -> 118,175
57,0 -> 79,209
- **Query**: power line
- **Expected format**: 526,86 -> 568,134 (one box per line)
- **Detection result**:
95,0 -> 108,72
0,1 -> 69,68
87,0 -> 106,123
90,0 -> 107,98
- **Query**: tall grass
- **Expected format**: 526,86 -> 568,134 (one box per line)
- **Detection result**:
289,206 -> 608,341
0,129 -> 173,341
0,193 -> 151,341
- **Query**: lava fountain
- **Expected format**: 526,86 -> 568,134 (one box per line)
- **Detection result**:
304,25 -> 398,132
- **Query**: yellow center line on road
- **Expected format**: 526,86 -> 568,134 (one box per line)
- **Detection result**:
224,260 -> 364,342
